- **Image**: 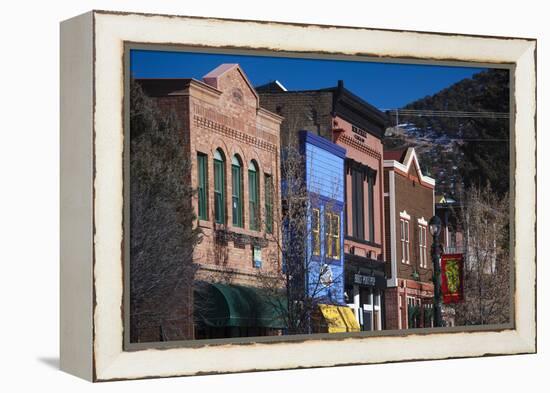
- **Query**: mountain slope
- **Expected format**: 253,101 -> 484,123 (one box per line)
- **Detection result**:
385,69 -> 510,197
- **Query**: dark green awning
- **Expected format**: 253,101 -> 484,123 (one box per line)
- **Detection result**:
195,283 -> 287,329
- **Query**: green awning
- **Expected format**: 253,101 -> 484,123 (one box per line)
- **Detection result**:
195,283 -> 287,329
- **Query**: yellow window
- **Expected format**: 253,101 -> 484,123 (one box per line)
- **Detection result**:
325,212 -> 332,258
332,213 -> 340,259
312,208 -> 320,256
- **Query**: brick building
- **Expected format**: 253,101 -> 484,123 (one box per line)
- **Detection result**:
258,80 -> 389,331
383,148 -> 436,329
137,64 -> 284,339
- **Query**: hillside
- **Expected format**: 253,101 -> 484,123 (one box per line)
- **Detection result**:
384,69 -> 510,198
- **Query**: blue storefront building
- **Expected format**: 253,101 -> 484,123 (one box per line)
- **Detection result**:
299,131 -> 346,303
280,131 -> 359,333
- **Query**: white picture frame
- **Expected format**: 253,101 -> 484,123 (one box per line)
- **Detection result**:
60,10 -> 536,381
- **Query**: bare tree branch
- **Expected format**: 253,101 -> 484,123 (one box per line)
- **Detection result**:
129,80 -> 202,342
452,184 -> 510,326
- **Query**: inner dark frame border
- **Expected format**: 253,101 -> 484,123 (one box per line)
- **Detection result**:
122,41 -> 516,352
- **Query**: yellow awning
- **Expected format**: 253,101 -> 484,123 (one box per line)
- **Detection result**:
318,304 -> 360,333
339,306 -> 361,332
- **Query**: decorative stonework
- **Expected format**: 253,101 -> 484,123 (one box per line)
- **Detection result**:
338,133 -> 381,160
418,216 -> 428,226
231,88 -> 244,104
194,115 -> 277,153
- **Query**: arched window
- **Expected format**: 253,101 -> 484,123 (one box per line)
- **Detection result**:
231,155 -> 243,227
213,149 -> 225,224
248,161 -> 259,230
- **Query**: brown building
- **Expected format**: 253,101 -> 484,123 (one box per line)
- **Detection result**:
258,80 -> 389,331
138,64 -> 284,339
383,148 -> 436,330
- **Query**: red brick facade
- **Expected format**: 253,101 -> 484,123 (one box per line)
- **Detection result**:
190,65 -> 283,285
334,116 -> 385,262
138,64 -> 283,339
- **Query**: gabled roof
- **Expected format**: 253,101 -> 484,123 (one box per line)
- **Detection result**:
202,63 -> 259,104
136,64 -> 284,123
384,147 -> 435,187
202,63 -> 238,85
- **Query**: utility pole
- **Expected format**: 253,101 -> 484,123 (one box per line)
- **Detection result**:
429,215 -> 443,327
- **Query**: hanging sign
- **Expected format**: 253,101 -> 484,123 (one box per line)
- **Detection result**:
441,254 -> 464,304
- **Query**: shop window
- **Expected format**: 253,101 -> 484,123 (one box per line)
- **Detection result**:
407,297 -> 420,329
423,303 -> 434,328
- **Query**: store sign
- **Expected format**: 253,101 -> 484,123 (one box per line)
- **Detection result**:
354,273 -> 376,287
253,246 -> 262,268
441,254 -> 464,304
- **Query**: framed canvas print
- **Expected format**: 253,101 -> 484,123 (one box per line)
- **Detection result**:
60,10 -> 536,382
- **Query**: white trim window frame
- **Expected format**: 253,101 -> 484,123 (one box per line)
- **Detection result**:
400,218 -> 410,264
418,224 -> 427,268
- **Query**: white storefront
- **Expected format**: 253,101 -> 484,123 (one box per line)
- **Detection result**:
345,272 -> 383,331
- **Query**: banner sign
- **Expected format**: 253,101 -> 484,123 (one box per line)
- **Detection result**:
441,254 -> 464,304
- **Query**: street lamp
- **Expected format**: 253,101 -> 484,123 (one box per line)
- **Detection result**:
428,215 -> 443,327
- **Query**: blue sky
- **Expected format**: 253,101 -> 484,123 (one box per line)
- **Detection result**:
130,49 -> 487,110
